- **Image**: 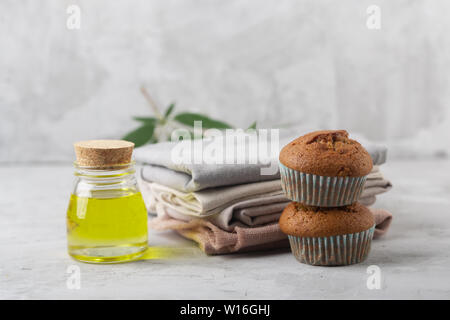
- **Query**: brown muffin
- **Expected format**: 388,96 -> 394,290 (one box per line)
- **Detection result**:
279,130 -> 373,177
279,202 -> 375,237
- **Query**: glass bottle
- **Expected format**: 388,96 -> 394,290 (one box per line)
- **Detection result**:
66,140 -> 148,263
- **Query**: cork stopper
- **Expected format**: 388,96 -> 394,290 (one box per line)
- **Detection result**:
74,140 -> 134,168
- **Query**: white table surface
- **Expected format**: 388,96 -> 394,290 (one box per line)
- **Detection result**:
1,160 -> 450,299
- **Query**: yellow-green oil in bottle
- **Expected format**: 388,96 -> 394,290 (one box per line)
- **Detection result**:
66,192 -> 148,263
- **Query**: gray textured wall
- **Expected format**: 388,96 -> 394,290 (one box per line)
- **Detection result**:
1,0 -> 450,162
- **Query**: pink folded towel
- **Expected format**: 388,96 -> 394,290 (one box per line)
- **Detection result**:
371,208 -> 393,238
149,207 -> 393,255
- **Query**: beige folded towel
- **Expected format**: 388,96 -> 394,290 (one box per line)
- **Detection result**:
157,199 -> 288,232
143,180 -> 284,217
359,195 -> 376,206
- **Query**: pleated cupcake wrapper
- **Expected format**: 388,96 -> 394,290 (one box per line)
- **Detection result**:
287,225 -> 375,266
279,162 -> 367,207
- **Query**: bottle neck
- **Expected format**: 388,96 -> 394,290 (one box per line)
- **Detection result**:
72,162 -> 139,198
74,162 -> 135,180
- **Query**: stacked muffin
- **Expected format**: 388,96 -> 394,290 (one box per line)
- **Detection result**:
278,130 -> 375,266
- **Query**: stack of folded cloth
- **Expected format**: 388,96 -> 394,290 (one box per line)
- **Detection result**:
135,135 -> 392,255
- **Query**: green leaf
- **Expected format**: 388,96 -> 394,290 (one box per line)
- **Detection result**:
247,121 -> 257,130
122,123 -> 156,147
133,117 -> 157,125
164,103 -> 175,118
174,112 -> 233,129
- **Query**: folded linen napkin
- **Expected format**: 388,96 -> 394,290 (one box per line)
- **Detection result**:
136,136 -> 279,192
144,180 -> 285,217
371,208 -> 393,238
359,196 -> 376,206
149,205 -> 393,255
361,174 -> 392,198
152,197 -> 289,232
149,205 -> 288,255
135,135 -> 388,192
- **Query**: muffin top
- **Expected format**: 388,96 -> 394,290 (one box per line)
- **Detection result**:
279,130 -> 373,177
279,202 -> 375,237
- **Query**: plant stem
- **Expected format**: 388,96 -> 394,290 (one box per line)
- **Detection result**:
140,86 -> 163,120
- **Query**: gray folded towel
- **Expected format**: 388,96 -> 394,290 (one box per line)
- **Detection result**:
135,133 -> 388,192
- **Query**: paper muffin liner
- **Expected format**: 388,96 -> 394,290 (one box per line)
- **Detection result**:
287,225 -> 375,266
279,162 -> 367,206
